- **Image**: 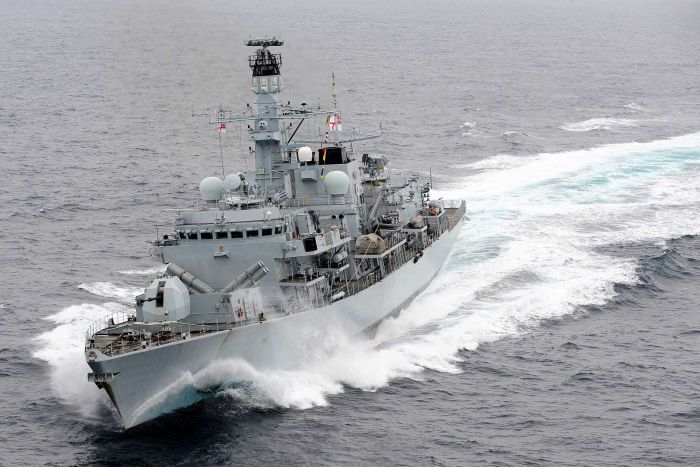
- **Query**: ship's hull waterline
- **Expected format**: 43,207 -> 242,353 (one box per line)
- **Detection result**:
88,219 -> 463,428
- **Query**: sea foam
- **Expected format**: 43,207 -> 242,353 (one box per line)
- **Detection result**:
33,302 -> 124,418
117,265 -> 167,276
560,117 -> 638,132
36,132 -> 700,421
78,282 -> 142,304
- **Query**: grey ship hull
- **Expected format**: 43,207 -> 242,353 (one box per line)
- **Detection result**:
88,219 -> 463,428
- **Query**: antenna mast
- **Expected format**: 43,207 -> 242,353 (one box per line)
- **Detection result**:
217,106 -> 226,177
332,73 -> 337,111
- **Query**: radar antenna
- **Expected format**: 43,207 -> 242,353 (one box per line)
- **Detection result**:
245,37 -> 284,77
244,38 -> 284,48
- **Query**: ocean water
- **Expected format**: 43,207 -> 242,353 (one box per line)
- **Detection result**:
1,0 -> 699,465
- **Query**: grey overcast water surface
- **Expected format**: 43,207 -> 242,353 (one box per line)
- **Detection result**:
1,1 -> 699,465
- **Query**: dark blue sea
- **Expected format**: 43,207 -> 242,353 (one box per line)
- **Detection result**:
1,0 -> 699,465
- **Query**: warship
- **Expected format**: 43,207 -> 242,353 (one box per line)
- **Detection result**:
84,38 -> 466,428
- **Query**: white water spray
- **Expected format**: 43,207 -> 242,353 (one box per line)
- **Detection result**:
35,132 -> 700,419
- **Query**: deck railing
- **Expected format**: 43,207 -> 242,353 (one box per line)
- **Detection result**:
446,201 -> 467,230
87,201 -> 467,352
328,231 -> 438,301
85,310 -> 135,344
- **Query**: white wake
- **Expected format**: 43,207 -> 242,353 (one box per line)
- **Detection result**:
35,132 -> 700,420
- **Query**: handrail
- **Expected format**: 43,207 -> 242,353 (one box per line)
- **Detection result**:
446,200 -> 467,230
87,202 -> 467,351
441,199 -> 465,209
85,310 -> 135,344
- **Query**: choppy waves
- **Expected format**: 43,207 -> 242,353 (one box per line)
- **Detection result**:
624,103 -> 649,112
117,266 -> 167,276
36,132 -> 700,422
77,282 -> 142,303
560,117 -> 639,132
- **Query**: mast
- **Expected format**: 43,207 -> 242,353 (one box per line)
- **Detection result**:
332,73 -> 337,112
331,73 -> 340,145
246,38 -> 285,199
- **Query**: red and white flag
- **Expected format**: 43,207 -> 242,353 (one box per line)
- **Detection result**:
336,115 -> 342,132
217,122 -> 226,134
327,114 -> 342,132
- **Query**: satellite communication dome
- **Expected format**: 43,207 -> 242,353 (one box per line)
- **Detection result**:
324,171 -> 350,196
223,173 -> 242,191
199,176 -> 224,201
298,146 -> 312,163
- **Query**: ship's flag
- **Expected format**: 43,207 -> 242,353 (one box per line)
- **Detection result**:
217,122 -> 226,134
327,114 -> 342,131
335,115 -> 342,132
323,132 -> 330,142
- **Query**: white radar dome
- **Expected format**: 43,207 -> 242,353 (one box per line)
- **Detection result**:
199,176 -> 224,201
324,171 -> 350,196
223,173 -> 242,191
298,146 -> 312,163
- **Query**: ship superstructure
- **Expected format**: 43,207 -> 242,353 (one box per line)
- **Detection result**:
85,38 -> 466,428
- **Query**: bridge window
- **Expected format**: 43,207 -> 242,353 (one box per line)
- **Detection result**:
187,232 -> 198,240
216,231 -> 229,239
200,231 -> 213,240
178,231 -> 186,239
262,227 -> 273,236
231,231 -> 243,239
275,226 -> 282,234
247,229 -> 259,237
